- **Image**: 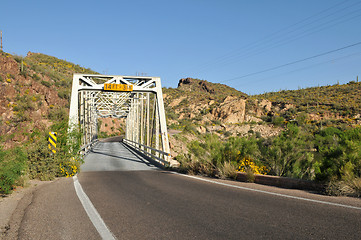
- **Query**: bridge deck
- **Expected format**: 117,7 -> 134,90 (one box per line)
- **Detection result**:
81,142 -> 157,172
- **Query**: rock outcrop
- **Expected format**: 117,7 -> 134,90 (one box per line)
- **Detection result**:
209,96 -> 246,124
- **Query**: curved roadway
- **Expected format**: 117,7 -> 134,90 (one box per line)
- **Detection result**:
12,141 -> 361,239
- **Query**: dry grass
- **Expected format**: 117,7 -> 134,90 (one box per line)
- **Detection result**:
327,178 -> 361,197
218,162 -> 237,180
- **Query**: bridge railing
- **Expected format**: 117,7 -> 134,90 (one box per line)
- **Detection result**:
123,138 -> 170,165
80,139 -> 98,155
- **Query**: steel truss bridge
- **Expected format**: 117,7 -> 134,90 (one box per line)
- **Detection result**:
68,74 -> 170,165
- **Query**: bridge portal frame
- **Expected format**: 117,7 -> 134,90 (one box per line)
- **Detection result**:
68,73 -> 170,164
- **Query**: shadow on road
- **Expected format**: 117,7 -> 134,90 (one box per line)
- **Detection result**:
89,142 -> 153,167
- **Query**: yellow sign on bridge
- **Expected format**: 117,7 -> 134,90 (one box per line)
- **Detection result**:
104,83 -> 133,92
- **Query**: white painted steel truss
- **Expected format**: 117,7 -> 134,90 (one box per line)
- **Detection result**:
68,74 -> 170,164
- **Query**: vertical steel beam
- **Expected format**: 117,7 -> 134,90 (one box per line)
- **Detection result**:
80,91 -> 85,147
140,93 -> 144,150
68,74 -> 80,132
146,93 -> 150,152
155,95 -> 160,157
154,77 -> 170,157
135,93 -> 139,147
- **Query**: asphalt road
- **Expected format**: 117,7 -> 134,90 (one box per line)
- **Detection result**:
11,142 -> 361,239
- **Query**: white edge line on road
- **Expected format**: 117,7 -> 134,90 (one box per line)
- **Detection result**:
172,172 -> 361,210
73,175 -> 117,240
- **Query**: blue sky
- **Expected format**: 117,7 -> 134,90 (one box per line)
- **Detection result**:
1,0 -> 361,95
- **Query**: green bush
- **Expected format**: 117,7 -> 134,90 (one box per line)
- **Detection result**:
315,127 -> 361,182
213,136 -> 259,167
48,107 -> 68,121
259,124 -> 314,179
14,95 -> 35,111
58,89 -> 70,100
27,120 -> 82,180
32,73 -> 41,81
41,80 -> 52,87
272,116 -> 284,126
181,120 -> 198,134
0,147 -> 27,194
167,111 -> 179,120
20,71 -> 27,78
180,134 -> 262,179
27,140 -> 58,180
12,95 -> 36,122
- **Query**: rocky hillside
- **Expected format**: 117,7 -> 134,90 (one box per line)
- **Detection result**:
164,77 -> 361,158
1,50 -> 360,154
164,78 -> 286,137
0,51 -> 67,149
2,50 -> 360,197
0,51 -> 122,149
255,81 -> 361,120
164,77 -> 361,128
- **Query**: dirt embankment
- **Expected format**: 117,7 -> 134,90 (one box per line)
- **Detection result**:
0,53 -> 67,149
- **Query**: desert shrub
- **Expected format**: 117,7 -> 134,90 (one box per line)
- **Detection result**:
0,147 -> 27,194
237,156 -> 269,175
48,107 -> 68,121
296,112 -> 308,126
14,111 -> 32,122
272,116 -> 284,126
259,124 -> 314,179
167,111 -> 179,120
14,95 -> 35,111
326,162 -> 361,197
177,134 -> 219,176
27,120 -> 82,180
98,131 -> 108,138
179,98 -> 189,106
19,70 -> 27,78
27,140 -> 58,180
213,136 -> 260,167
212,120 -> 222,125
41,80 -> 52,87
224,131 -> 232,137
177,152 -> 216,176
12,95 -> 36,122
56,123 -> 82,178
32,73 -> 41,81
183,122 -> 198,134
214,136 -> 268,176
181,134 -> 267,179
326,178 -> 361,197
261,115 -> 272,123
218,161 -> 238,179
315,127 -> 361,182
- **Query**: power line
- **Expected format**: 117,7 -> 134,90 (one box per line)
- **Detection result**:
213,8 -> 361,73
196,2 -> 361,75
234,50 -> 361,89
221,40 -> 361,83
179,0 -> 361,78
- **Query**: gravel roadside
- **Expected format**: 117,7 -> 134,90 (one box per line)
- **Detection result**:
0,179 -> 54,239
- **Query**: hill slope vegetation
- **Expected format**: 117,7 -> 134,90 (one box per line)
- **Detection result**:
1,50 -> 361,197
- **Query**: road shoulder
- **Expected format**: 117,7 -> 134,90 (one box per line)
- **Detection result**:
0,179 -> 53,239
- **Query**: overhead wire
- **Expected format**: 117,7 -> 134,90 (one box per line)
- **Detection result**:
184,0 -> 353,74
220,40 -> 361,83
194,1 -> 361,75
177,0 -> 361,78
210,7 -> 361,75
235,50 -> 361,91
